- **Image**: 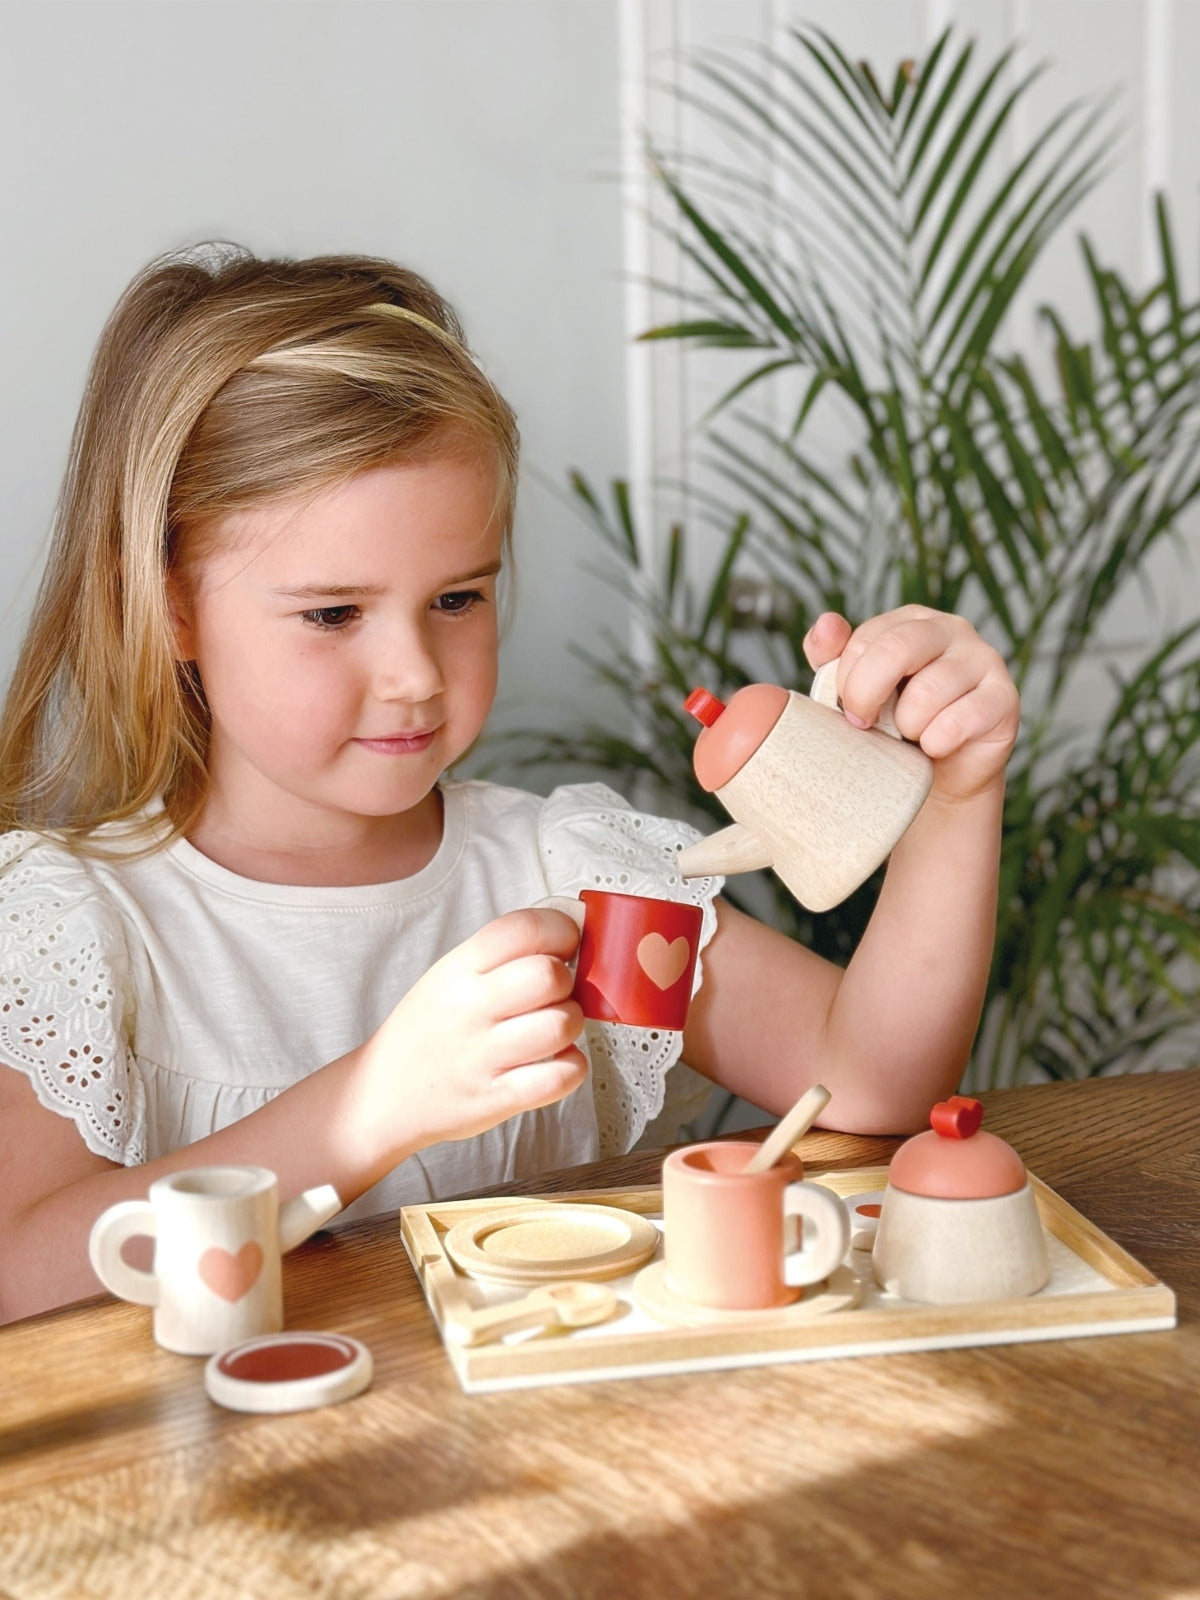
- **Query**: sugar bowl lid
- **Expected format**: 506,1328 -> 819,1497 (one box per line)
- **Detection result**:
887,1096 -> 1027,1199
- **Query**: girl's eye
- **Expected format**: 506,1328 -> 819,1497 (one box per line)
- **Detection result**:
434,589 -> 486,616
301,605 -> 359,631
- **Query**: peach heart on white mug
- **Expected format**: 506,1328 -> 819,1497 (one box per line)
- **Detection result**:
199,1241 -> 266,1303
536,890 -> 703,1030
87,1167 -> 343,1356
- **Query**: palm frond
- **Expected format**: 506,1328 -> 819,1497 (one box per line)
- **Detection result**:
498,25 -> 1200,1088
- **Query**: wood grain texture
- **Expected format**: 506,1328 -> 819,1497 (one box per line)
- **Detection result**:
1,1072 -> 1197,1600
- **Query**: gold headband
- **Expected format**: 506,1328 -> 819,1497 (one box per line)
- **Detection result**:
249,300 -> 482,377
368,301 -> 466,353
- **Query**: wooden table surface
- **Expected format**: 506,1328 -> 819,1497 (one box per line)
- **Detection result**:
1,1071 -> 1198,1600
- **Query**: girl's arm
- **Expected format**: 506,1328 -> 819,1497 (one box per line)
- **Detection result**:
681,606 -> 1018,1133
0,907 -> 587,1321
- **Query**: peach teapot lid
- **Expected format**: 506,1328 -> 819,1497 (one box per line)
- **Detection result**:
684,682 -> 790,793
887,1097 -> 1027,1199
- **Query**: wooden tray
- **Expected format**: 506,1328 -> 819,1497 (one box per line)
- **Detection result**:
399,1166 -> 1176,1394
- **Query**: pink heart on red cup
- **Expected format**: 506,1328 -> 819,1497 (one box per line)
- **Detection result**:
636,932 -> 692,991
199,1241 -> 264,1303
573,889 -> 702,1029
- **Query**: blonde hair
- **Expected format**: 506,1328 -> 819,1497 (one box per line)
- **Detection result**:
0,245 -> 519,851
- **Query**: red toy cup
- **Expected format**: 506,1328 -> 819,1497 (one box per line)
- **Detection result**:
568,890 -> 702,1030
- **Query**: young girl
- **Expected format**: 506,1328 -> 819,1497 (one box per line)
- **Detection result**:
0,247 -> 1019,1322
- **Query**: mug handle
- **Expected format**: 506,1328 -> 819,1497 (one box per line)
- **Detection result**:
810,659 -> 903,741
532,895 -> 586,981
534,894 -> 585,932
783,1181 -> 851,1288
88,1200 -> 160,1306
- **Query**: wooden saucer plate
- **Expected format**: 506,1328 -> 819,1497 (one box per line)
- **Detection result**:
633,1259 -> 861,1328
443,1202 -> 660,1285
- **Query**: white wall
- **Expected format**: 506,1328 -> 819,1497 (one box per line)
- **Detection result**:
3,1 -> 1195,782
0,0 -> 630,763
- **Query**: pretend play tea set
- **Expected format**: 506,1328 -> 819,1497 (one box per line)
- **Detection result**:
88,660 -> 1176,1403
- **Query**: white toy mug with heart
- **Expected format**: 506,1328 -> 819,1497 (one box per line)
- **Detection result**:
88,1167 -> 342,1355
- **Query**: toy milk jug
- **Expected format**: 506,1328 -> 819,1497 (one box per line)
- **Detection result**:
89,1166 -> 343,1356
676,659 -> 933,912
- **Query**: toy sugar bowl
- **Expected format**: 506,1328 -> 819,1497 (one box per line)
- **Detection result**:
872,1096 -> 1050,1304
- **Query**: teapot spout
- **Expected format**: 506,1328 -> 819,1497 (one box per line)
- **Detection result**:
678,821 -> 774,881
279,1183 -> 343,1253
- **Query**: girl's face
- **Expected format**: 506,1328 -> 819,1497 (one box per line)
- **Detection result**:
172,454 -> 504,848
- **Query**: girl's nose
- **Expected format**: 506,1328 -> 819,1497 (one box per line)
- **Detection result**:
372,623 -> 445,704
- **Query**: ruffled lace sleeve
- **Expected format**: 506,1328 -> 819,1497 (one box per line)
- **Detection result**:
0,832 -> 145,1164
538,782 -> 723,1157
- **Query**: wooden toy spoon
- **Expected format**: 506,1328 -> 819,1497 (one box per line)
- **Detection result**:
742,1084 -> 832,1174
444,1281 -> 620,1347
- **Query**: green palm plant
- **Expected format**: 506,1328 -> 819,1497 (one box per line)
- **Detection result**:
501,24 -> 1200,1090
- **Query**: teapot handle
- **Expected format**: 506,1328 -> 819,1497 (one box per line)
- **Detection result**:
810,659 -> 903,740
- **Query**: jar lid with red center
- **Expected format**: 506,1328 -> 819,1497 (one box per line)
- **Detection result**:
204,1330 -> 372,1413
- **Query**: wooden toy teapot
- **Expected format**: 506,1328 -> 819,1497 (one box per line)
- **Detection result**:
676,659 -> 933,911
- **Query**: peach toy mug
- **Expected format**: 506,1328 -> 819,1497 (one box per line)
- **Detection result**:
539,890 -> 703,1030
88,1167 -> 342,1355
662,1141 -> 850,1310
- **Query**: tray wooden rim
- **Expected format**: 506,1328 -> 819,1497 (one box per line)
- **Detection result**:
400,1167 -> 1177,1393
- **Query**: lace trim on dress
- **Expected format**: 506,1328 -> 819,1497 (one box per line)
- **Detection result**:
538,785 -> 722,1158
0,833 -> 146,1165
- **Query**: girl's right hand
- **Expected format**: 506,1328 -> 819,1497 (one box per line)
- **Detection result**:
0,908 -> 586,1325
364,907 -> 588,1151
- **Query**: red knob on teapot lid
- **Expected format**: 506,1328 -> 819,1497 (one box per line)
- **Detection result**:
684,687 -> 726,726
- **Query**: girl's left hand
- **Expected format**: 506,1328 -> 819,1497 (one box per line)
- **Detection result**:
803,606 -> 1020,803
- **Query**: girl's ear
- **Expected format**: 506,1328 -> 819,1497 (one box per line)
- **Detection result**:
165,570 -> 197,662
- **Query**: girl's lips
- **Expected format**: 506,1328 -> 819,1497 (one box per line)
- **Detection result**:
353,730 -> 438,755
